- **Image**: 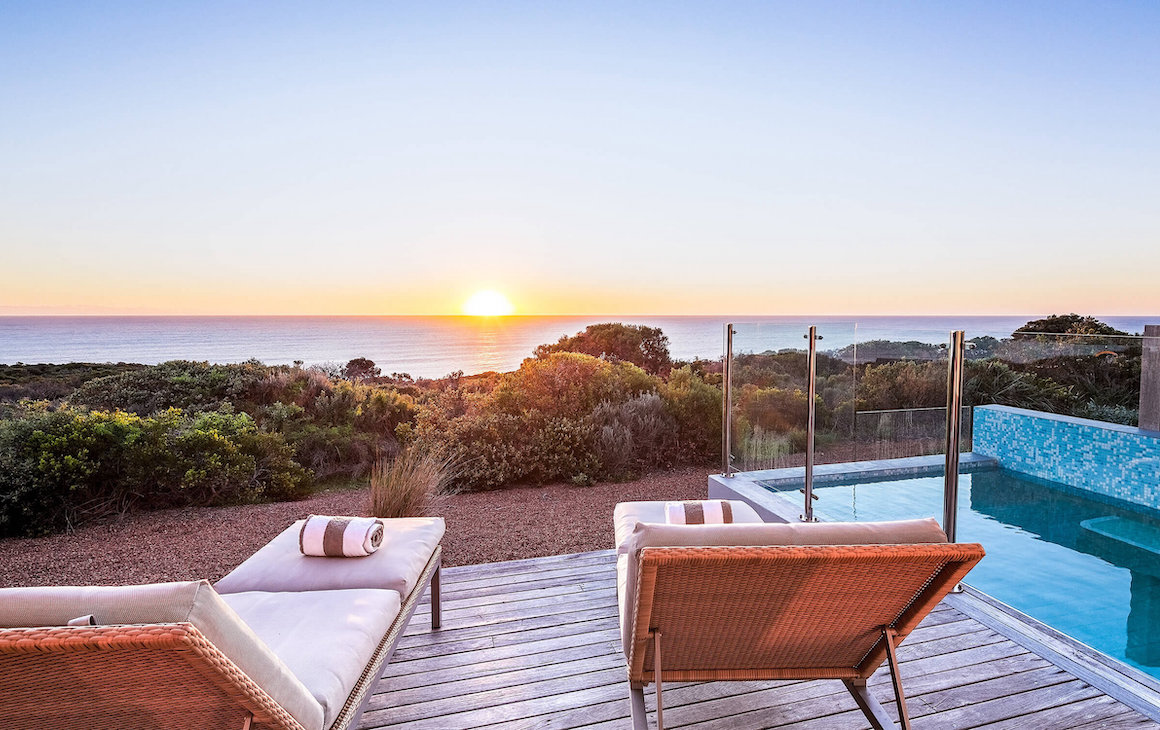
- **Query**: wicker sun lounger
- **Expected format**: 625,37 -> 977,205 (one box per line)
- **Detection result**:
614,502 -> 985,730
0,516 -> 444,730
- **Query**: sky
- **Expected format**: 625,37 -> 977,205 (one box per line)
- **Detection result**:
2,1 -> 1158,316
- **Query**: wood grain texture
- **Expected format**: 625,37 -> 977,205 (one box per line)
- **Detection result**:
362,549 -> 1160,730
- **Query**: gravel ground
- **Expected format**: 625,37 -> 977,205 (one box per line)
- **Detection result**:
0,466 -> 710,587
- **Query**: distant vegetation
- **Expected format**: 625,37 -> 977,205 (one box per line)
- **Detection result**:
0,315 -> 1143,537
728,313 -> 1143,471
0,323 -> 719,536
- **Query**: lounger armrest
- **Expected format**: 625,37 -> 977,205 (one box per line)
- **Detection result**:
0,581 -> 325,730
0,622 -> 311,730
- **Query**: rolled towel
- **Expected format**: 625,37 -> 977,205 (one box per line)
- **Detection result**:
665,500 -> 734,525
299,515 -> 385,557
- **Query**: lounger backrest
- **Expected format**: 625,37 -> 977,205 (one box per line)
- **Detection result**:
618,517 -> 954,655
627,542 -> 984,684
0,581 -> 323,730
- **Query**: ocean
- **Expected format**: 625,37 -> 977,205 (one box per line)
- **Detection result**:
1,315 -> 1155,378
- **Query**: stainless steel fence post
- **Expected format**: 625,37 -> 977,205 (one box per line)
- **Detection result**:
803,325 -> 818,522
943,330 -> 966,542
722,324 -> 734,477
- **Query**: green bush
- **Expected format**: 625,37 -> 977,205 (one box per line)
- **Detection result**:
416,353 -> 692,490
417,410 -> 533,490
1,327 -> 734,524
964,360 -> 1074,412
490,352 -> 656,418
533,323 -> 672,374
856,361 -> 947,410
659,365 -> 721,461
589,393 -> 674,477
0,363 -> 145,403
70,360 -> 268,415
0,407 -> 309,537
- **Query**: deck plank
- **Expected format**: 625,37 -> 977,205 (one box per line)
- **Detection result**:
360,551 -> 1160,730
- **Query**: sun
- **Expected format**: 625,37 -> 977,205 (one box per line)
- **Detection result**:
462,289 -> 515,317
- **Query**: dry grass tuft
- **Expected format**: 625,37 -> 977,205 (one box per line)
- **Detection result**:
369,448 -> 456,518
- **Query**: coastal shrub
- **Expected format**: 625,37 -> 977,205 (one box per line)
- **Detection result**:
659,365 -> 722,461
418,410 -> 534,490
1015,353 -> 1141,409
490,352 -> 656,419
413,354 -> 679,490
1015,314 -> 1129,339
532,417 -> 602,483
0,407 -> 308,537
66,361 -> 418,482
70,360 -> 268,415
0,363 -> 145,403
739,386 -> 821,433
856,361 -> 947,410
1072,402 -> 1138,426
964,360 -> 1074,412
342,357 -> 381,381
589,393 -> 674,477
278,422 -> 382,480
534,323 -> 673,374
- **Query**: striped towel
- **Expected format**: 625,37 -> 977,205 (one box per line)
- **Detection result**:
665,500 -> 734,525
299,515 -> 385,557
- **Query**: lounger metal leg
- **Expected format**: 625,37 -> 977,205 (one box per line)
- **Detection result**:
430,559 -> 442,630
883,628 -> 912,730
629,683 -> 648,730
843,679 -> 894,730
653,631 -> 664,730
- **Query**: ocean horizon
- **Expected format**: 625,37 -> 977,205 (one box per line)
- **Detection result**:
2,315 -> 1156,378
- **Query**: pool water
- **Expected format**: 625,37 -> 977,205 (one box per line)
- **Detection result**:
792,468 -> 1160,679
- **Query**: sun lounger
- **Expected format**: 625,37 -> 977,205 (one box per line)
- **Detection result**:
613,501 -> 984,730
0,516 -> 444,730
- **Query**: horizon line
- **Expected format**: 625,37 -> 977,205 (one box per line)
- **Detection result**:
2,311 -> 1158,319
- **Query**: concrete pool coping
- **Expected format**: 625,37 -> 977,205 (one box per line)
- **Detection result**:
707,453 -> 1160,722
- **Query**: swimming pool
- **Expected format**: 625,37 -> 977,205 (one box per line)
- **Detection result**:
767,468 -> 1160,679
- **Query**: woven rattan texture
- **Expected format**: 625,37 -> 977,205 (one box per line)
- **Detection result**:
0,622 -> 305,730
628,543 -> 984,684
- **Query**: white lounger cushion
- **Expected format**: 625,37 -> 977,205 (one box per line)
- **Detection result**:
215,517 -> 444,596
612,504 -> 949,655
613,500 -> 764,658
0,580 -> 325,730
223,588 -> 401,729
613,500 -> 764,551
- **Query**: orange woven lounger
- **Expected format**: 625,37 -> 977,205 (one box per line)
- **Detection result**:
0,517 -> 445,730
613,503 -> 984,730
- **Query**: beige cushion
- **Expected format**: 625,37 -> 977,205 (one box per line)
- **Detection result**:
222,588 -> 401,729
215,517 -> 444,597
614,515 -> 949,655
613,500 -> 763,550
613,500 -> 764,654
0,580 -> 325,730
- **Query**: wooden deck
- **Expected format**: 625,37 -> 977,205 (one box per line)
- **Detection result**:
362,550 -> 1160,729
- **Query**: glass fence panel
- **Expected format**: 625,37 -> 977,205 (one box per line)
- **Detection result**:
726,322 -> 813,472
849,329 -> 956,461
963,329 -> 1146,427
809,321 -> 858,466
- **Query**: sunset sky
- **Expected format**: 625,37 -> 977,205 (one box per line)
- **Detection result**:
2,2 -> 1158,316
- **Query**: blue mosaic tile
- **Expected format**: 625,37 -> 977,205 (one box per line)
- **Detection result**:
973,405 -> 1160,510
